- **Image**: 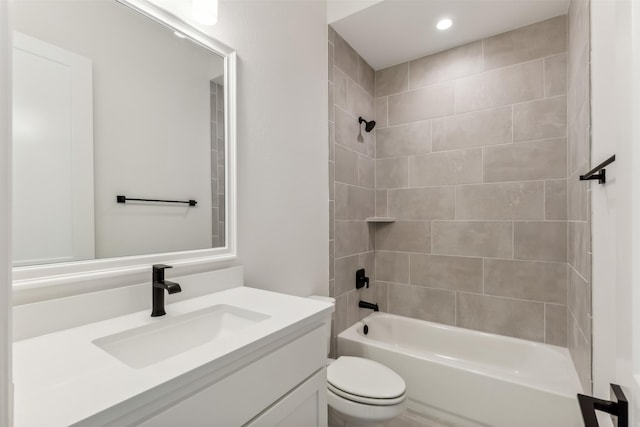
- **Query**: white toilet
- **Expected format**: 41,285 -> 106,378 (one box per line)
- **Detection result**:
310,296 -> 407,427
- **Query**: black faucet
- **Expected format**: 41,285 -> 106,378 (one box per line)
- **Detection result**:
359,300 -> 379,312
151,264 -> 182,317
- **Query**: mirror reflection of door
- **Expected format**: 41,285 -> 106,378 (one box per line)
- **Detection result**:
12,32 -> 95,266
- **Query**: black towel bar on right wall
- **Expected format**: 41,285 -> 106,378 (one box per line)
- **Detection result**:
580,154 -> 616,184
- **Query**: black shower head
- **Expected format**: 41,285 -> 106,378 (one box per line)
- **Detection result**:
359,117 -> 376,133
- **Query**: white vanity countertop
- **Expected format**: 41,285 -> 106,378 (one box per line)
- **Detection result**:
13,287 -> 332,427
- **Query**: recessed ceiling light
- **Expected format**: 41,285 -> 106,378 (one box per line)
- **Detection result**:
437,18 -> 453,30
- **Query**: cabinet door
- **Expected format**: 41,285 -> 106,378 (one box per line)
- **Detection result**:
135,327 -> 325,427
245,368 -> 327,427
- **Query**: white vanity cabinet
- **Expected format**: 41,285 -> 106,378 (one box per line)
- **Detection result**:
13,286 -> 332,427
134,326 -> 327,427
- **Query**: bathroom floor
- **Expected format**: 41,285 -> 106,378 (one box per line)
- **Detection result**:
329,409 -> 452,427
382,412 -> 451,427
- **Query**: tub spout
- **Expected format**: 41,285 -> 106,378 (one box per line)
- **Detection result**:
359,300 -> 379,312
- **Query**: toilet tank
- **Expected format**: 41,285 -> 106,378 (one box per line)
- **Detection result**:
309,296 -> 335,356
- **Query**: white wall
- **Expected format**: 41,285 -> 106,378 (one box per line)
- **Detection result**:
0,0 -> 13,423
209,1 -> 329,297
591,0 -> 640,423
153,0 -> 329,297
13,0 -> 223,259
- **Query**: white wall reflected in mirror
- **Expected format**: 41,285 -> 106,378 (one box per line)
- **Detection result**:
11,0 -> 227,267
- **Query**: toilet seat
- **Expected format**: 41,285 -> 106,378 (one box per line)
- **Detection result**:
327,356 -> 406,406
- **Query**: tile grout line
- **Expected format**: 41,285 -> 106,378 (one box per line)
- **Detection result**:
544,303 -> 547,343
454,291 -> 458,326
482,258 -> 485,294
373,282 -> 565,307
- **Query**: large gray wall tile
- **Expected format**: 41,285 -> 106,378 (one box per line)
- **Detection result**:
388,284 -> 455,325
358,57 -> 375,96
483,138 -> 567,182
375,281 -> 389,312
375,251 -> 409,283
545,304 -> 567,346
329,201 -> 334,239
410,254 -> 483,292
346,77 -> 374,119
358,155 -> 375,189
409,149 -> 483,187
328,82 -> 334,122
432,106 -> 512,152
388,187 -> 455,220
456,182 -> 545,220
335,220 -> 368,258
375,221 -> 431,253
328,122 -> 335,161
334,32 -> 358,81
375,63 -> 408,97
334,293 -> 348,334
483,15 -> 567,70
569,45 -> 590,119
545,180 -> 568,220
334,68 -> 347,109
484,259 -> 567,303
375,189 -> 388,217
568,266 -> 590,338
568,173 -> 588,221
375,97 -> 388,129
514,221 -> 567,262
455,60 -> 544,113
457,293 -> 545,342
568,221 -> 591,282
388,82 -> 455,125
513,96 -> 567,142
335,254 -> 360,297
456,60 -> 544,113
376,157 -> 409,189
569,103 -> 590,176
568,310 -> 591,392
409,41 -> 483,89
545,53 -> 568,97
335,183 -> 375,220
432,221 -> 513,258
334,144 -> 358,185
328,41 -> 334,83
376,121 -> 431,158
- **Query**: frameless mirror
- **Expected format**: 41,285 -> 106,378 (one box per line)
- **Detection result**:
11,0 -> 232,268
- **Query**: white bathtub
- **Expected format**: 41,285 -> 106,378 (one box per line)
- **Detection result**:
337,312 -> 583,427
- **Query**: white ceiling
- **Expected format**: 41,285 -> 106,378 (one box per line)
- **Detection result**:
330,0 -> 570,70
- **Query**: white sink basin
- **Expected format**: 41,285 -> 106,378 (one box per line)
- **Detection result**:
92,304 -> 270,368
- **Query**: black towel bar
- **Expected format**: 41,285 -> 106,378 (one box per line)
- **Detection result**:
116,195 -> 197,206
580,155 -> 616,184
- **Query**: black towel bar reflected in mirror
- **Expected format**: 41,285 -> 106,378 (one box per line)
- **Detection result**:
116,195 -> 197,206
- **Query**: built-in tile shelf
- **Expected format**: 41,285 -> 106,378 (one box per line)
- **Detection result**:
366,217 -> 396,223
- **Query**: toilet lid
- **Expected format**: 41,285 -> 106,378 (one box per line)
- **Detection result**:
327,356 -> 406,401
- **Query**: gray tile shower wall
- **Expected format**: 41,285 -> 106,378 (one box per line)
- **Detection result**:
372,15 -> 569,347
567,0 -> 592,393
210,82 -> 225,248
329,27 -> 378,355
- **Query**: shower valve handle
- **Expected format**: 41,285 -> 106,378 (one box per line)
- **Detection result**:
356,268 -> 369,289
